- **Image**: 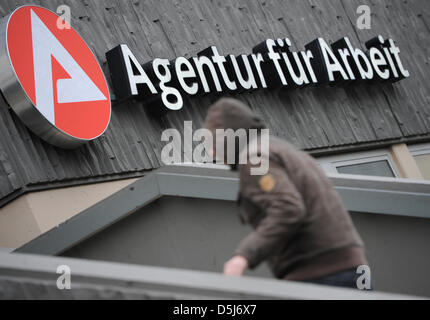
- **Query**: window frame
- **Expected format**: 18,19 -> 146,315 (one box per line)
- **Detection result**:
317,149 -> 400,178
408,142 -> 430,157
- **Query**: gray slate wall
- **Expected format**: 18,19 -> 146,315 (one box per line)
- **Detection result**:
0,0 -> 429,203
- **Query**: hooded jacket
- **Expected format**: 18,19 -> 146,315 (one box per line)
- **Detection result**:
204,98 -> 367,281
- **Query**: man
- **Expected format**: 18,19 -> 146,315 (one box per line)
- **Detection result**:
204,98 -> 368,289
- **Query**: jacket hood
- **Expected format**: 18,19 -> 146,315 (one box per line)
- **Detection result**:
204,98 -> 266,169
204,98 -> 266,134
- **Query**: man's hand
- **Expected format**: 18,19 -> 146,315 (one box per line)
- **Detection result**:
223,255 -> 249,276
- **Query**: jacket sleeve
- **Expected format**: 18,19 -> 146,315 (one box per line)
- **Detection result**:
235,161 -> 306,269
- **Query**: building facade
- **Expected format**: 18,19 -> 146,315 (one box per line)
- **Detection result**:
0,0 -> 429,298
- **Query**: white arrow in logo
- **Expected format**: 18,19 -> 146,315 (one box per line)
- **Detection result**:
31,9 -> 106,125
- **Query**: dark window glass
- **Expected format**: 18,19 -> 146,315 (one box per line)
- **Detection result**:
336,160 -> 395,177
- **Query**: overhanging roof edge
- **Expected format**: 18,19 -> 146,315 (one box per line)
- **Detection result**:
15,173 -> 162,255
14,165 -> 430,255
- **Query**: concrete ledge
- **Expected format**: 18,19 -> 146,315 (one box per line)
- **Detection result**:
0,252 -> 425,300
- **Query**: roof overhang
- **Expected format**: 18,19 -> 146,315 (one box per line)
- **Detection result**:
15,164 -> 430,256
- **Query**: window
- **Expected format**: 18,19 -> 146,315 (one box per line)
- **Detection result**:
336,160 -> 395,177
409,143 -> 430,180
317,150 -> 400,178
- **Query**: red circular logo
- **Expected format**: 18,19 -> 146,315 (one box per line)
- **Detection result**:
6,6 -> 111,141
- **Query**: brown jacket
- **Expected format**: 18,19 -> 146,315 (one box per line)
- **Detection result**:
236,136 -> 367,280
204,98 -> 367,281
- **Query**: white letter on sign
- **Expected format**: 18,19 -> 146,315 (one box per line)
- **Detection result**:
120,44 -> 157,96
